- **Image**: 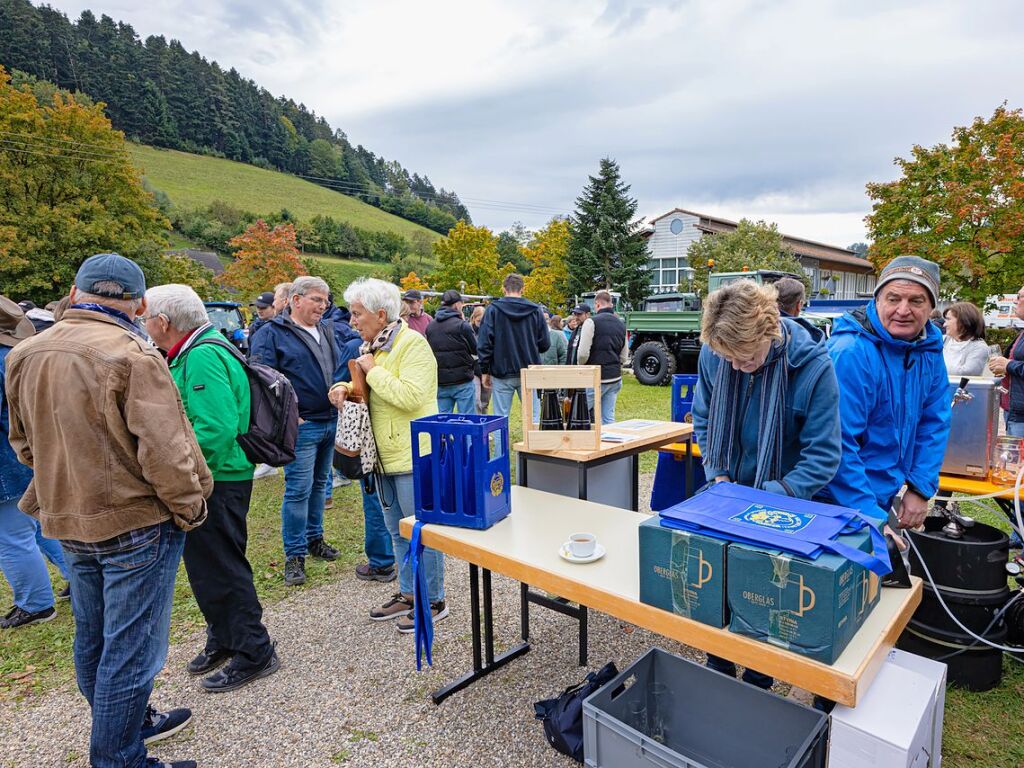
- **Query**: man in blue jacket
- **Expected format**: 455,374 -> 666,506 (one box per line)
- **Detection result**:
249,276 -> 349,586
477,273 -> 550,416
823,256 -> 951,536
692,279 -> 841,689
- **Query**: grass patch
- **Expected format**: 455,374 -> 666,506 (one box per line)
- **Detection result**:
130,144 -> 442,243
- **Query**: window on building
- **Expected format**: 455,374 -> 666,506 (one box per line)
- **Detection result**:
670,218 -> 684,235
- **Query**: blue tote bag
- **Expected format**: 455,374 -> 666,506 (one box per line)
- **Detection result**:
658,482 -> 891,576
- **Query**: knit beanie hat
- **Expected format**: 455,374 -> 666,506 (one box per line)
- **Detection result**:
873,255 -> 940,307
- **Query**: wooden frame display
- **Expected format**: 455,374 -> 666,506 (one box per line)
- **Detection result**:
521,365 -> 602,452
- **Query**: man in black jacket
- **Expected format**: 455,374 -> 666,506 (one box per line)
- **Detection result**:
576,290 -> 628,424
426,290 -> 478,414
477,273 -> 550,417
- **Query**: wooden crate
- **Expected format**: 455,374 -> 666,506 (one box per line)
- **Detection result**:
521,365 -> 602,451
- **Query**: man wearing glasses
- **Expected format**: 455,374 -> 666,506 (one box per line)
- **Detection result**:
249,276 -> 347,586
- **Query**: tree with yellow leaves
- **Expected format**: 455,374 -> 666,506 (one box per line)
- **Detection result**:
400,271 -> 429,291
432,221 -> 508,295
523,218 -> 571,310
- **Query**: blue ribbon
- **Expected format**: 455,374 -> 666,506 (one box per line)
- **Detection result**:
403,521 -> 433,670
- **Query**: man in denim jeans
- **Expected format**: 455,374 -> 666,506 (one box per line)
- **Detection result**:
6,254 -> 213,768
250,276 -> 349,586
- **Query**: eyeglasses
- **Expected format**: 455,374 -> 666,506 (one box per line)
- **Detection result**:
299,295 -> 329,307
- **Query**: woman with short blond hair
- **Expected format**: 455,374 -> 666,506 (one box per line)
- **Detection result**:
692,279 -> 842,688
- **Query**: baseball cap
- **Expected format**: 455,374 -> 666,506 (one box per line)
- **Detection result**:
75,253 -> 146,300
252,291 -> 275,309
440,289 -> 462,306
402,289 -> 423,301
571,304 -> 592,315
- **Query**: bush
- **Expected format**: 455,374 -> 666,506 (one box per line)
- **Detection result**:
986,327 -> 1023,352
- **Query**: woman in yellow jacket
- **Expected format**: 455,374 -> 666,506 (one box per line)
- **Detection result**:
329,278 -> 446,633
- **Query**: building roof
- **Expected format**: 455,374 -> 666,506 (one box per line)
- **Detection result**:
167,249 -> 225,275
647,207 -> 874,272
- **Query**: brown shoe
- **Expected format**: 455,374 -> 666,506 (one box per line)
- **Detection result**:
369,592 -> 413,621
397,601 -> 449,634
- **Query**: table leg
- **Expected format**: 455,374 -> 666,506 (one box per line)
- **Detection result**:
630,453 -> 639,512
520,587 -> 589,667
517,452 -> 527,487
430,564 -> 531,705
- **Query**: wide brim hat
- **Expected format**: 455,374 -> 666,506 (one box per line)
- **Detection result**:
0,295 -> 36,347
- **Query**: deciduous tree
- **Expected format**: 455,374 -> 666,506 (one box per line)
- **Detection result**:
866,105 -> 1024,305
523,219 -> 570,309
687,219 -> 807,297
221,219 -> 306,296
400,271 -> 429,292
431,221 -> 504,295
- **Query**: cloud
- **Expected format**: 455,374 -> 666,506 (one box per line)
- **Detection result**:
44,0 -> 1024,245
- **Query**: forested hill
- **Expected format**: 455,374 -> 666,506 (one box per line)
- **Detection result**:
0,0 -> 469,234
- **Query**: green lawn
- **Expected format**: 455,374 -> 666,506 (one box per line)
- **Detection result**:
131,144 -> 442,242
2,377 -> 1022,767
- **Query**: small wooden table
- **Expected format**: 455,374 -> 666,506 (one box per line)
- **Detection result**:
514,419 -> 690,511
400,487 -> 921,707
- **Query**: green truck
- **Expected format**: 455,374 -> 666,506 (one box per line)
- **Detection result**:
627,270 -> 807,385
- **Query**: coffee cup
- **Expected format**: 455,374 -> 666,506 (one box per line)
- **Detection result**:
569,532 -> 597,558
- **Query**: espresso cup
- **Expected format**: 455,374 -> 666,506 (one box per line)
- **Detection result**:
569,532 -> 597,558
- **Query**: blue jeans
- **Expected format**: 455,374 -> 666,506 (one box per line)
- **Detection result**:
34,519 -> 69,580
491,376 -> 523,417
0,498 -> 55,613
437,380 -> 477,415
362,477 -> 394,570
282,418 -> 337,557
63,521 -> 185,768
585,379 -> 623,425
1007,419 -> 1024,438
378,473 -> 444,602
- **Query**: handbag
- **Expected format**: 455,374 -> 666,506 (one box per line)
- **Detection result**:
533,662 -> 619,763
334,360 -> 378,480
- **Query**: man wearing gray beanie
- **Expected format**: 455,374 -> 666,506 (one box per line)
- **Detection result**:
819,255 -> 951,540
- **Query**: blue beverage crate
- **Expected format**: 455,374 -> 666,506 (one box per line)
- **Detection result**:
412,414 -> 511,530
670,374 -> 698,423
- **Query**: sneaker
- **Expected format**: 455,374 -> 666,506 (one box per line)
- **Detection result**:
0,605 -> 56,629
253,463 -> 278,479
332,474 -> 352,488
146,759 -> 197,768
201,647 -> 280,693
369,592 -> 413,621
284,556 -> 306,586
308,538 -> 339,561
324,497 -> 334,509
186,648 -> 233,676
355,562 -> 397,583
141,705 -> 192,745
57,584 -> 71,601
397,601 -> 449,634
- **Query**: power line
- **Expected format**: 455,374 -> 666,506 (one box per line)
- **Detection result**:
0,137 -> 124,161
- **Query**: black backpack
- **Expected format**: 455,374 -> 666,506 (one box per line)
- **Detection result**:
534,662 -> 619,763
183,337 -> 299,467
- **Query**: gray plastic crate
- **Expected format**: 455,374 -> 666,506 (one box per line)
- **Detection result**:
583,647 -> 828,768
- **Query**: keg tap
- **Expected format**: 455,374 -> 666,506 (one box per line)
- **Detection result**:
940,378 -> 977,539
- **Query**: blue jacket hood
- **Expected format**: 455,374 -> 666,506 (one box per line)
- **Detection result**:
490,296 -> 542,319
822,302 -> 951,523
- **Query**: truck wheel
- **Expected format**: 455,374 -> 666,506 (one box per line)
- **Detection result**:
633,341 -> 677,385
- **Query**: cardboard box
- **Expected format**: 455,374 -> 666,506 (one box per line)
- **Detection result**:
829,651 -> 947,767
638,516 -> 728,628
727,531 -> 881,663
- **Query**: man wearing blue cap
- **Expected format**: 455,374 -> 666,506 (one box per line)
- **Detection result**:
822,255 -> 952,538
5,253 -> 212,768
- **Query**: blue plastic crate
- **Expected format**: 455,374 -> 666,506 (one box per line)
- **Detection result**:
670,374 -> 698,423
412,414 -> 511,530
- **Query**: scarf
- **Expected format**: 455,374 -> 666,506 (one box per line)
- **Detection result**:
704,323 -> 790,490
70,303 -> 148,340
360,319 -> 403,356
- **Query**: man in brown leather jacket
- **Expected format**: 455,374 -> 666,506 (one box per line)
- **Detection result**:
6,253 -> 212,768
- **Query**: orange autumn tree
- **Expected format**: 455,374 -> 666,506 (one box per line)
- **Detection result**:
221,220 -> 306,296
400,271 -> 429,292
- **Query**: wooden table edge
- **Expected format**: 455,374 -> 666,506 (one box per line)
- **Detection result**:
399,516 -> 920,707
513,422 -> 691,462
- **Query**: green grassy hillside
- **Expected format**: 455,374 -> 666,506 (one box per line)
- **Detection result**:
130,144 -> 442,242
311,255 -> 388,294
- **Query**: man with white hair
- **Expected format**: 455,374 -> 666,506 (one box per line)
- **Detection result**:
145,284 -> 279,693
6,253 -> 211,768
250,275 -> 347,586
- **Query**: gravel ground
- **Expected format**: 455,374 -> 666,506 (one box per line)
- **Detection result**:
0,473 -> 722,768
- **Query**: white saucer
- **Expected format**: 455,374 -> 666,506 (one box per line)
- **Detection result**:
559,542 -> 606,564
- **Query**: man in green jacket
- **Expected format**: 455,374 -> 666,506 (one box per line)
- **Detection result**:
145,284 -> 279,694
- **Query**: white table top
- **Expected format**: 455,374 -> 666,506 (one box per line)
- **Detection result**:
400,486 -> 921,707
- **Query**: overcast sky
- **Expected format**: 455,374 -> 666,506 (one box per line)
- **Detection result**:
48,0 -> 1024,246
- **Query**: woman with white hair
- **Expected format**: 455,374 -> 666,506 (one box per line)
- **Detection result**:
144,284 -> 279,691
328,278 -> 446,633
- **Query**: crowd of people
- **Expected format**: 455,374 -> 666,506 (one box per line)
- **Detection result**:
1,249 -> 1024,766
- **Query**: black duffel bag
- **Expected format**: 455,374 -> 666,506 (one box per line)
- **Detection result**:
534,662 -> 619,763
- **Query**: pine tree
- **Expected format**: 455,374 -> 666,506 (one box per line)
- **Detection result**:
566,157 -> 648,306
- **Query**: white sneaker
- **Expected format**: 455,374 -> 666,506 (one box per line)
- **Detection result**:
331,475 -> 351,488
253,464 -> 278,479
